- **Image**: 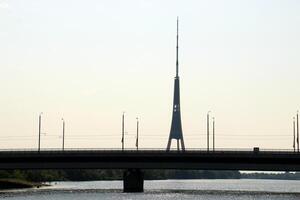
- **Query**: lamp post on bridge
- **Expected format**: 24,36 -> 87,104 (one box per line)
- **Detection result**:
62,118 -> 65,151
297,111 -> 299,153
293,117 -> 296,152
136,117 -> 139,151
122,112 -> 125,151
207,111 -> 211,152
38,112 -> 43,152
213,117 -> 215,152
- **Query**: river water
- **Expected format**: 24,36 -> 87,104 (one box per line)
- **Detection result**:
0,179 -> 299,200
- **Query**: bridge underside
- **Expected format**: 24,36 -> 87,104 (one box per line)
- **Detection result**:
0,150 -> 300,171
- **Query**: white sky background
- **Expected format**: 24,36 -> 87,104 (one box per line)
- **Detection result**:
0,0 -> 300,149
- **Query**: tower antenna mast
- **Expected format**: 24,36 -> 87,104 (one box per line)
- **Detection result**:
176,17 -> 179,77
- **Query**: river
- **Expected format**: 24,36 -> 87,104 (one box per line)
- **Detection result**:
0,179 -> 299,199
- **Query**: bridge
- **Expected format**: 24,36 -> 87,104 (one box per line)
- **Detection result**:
0,148 -> 300,192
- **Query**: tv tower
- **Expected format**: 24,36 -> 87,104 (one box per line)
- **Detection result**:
166,17 -> 185,151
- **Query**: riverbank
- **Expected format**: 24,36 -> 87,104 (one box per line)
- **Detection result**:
0,179 -> 46,190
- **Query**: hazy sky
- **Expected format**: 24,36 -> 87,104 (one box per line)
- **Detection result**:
0,0 -> 300,149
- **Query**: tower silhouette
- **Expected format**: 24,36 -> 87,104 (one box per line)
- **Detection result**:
166,18 -> 185,151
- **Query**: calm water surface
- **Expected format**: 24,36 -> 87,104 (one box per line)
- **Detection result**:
0,179 -> 299,200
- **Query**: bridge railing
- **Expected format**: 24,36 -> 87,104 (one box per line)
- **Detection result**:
0,148 -> 298,155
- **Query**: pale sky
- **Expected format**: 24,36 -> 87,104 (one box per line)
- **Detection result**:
0,0 -> 300,150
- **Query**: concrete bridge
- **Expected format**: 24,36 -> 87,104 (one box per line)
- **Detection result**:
0,148 -> 299,192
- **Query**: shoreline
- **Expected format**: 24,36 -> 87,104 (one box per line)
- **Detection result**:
0,179 -> 48,190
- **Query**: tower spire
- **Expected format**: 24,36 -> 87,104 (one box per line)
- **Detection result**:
176,17 -> 179,77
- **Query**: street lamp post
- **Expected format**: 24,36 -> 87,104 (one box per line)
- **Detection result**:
213,117 -> 215,151
38,112 -> 43,152
207,111 -> 211,152
62,118 -> 65,151
297,111 -> 299,152
122,112 -> 125,151
136,117 -> 139,151
293,117 -> 296,152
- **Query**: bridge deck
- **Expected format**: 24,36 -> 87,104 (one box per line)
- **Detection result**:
0,149 -> 299,171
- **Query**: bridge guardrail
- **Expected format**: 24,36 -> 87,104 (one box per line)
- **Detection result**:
0,148 -> 298,155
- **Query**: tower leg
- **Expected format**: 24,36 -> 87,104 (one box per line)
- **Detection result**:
166,137 -> 172,151
123,169 -> 144,192
177,139 -> 180,151
180,138 -> 185,151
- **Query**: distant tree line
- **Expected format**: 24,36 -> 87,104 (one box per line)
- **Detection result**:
241,172 -> 300,180
0,169 -> 241,182
3,170 -> 300,183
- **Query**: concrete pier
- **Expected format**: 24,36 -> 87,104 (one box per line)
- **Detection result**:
123,169 -> 144,192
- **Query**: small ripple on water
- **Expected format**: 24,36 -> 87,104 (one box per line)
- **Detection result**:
0,188 -> 300,199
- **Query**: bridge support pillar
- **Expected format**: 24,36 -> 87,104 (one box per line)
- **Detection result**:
123,169 -> 144,192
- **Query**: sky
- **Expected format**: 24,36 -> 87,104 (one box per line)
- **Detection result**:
0,0 -> 300,150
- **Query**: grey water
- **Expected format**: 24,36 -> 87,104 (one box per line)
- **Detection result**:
0,179 -> 300,200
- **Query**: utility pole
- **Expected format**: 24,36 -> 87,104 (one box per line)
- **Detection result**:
38,112 -> 43,152
62,118 -> 65,151
213,117 -> 215,151
297,111 -> 299,152
122,112 -> 125,151
136,117 -> 139,151
207,111 -> 211,152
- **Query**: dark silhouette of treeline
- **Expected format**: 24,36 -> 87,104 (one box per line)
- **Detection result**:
3,170 -> 300,182
0,179 -> 44,189
242,172 -> 300,180
0,170 -> 241,182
